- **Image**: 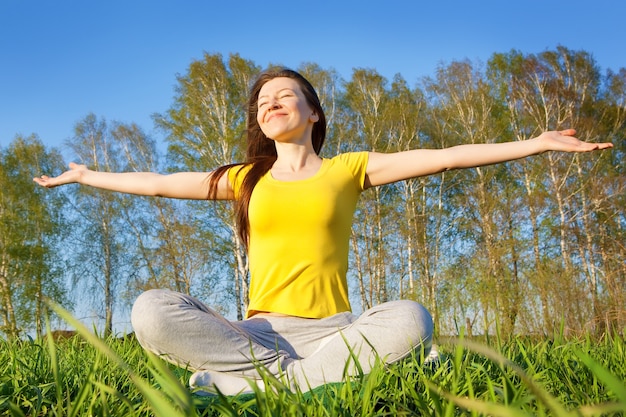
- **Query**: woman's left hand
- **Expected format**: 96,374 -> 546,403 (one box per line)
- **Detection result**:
537,129 -> 613,153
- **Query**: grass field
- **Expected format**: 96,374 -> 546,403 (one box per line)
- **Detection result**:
1,312 -> 625,416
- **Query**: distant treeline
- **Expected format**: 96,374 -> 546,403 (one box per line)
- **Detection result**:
1,46 -> 624,339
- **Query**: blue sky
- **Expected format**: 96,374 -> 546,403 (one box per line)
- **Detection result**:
1,0 -> 624,154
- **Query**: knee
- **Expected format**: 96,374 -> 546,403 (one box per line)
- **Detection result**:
370,300 -> 433,351
131,289 -> 171,340
393,300 -> 433,346
131,289 -> 164,321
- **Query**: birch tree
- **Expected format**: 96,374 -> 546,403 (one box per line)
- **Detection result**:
156,53 -> 259,318
65,115 -> 142,336
423,60 -> 522,335
0,136 -> 68,338
343,68 -> 396,308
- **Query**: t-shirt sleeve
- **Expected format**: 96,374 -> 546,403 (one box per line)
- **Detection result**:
227,164 -> 250,199
335,151 -> 369,191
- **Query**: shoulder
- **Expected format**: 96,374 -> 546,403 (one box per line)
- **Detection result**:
226,163 -> 252,197
330,151 -> 369,169
328,152 -> 370,190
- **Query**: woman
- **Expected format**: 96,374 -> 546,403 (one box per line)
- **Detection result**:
34,68 -> 613,395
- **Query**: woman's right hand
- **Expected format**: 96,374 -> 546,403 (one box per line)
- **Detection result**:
33,162 -> 88,188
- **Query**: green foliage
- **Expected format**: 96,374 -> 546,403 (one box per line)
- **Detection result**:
0,135 -> 69,339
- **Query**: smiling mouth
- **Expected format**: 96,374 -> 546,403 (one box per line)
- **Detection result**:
267,113 -> 286,122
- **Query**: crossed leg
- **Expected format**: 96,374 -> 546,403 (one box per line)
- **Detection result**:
131,289 -> 433,395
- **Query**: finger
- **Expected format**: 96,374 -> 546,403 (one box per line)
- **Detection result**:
580,142 -> 614,152
559,128 -> 576,136
33,177 -> 50,186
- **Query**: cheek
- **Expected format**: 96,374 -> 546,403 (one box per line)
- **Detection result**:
256,113 -> 271,136
256,111 -> 265,126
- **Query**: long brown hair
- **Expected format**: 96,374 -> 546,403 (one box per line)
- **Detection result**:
209,68 -> 327,248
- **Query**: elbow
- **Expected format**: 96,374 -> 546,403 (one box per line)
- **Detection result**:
144,183 -> 163,197
436,154 -> 455,171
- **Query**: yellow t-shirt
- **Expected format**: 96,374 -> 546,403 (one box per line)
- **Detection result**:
229,152 -> 369,318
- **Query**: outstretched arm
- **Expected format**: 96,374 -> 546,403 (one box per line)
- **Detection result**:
33,162 -> 234,200
364,129 -> 613,188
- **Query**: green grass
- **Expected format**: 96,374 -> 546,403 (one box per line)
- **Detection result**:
1,309 -> 625,416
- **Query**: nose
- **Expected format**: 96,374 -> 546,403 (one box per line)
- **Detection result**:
266,98 -> 280,111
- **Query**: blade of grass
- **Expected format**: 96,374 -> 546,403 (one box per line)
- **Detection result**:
451,339 -> 578,417
424,380 -> 533,417
43,318 -> 63,409
574,348 -> 626,407
579,401 -> 626,417
6,402 -> 27,417
144,351 -> 196,414
47,300 -> 196,417
90,380 -> 137,412
65,360 -> 99,417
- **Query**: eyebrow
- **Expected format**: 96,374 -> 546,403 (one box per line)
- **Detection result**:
258,87 -> 295,99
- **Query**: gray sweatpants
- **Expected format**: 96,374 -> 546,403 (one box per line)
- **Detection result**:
131,289 -> 433,390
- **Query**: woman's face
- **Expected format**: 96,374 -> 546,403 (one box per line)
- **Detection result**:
256,77 -> 319,145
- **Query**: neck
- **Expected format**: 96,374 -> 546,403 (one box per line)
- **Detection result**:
273,141 -> 320,171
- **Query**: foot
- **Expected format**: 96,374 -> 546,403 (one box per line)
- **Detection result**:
424,344 -> 440,365
189,370 -> 261,396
